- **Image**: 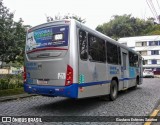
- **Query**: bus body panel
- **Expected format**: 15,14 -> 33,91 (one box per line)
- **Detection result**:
77,27 -> 110,98
24,20 -> 80,98
107,64 -> 122,89
25,24 -> 70,87
78,60 -> 110,98
25,59 -> 68,86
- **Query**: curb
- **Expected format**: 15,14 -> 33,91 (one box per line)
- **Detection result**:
151,105 -> 160,125
145,99 -> 160,125
154,75 -> 160,78
0,93 -> 37,102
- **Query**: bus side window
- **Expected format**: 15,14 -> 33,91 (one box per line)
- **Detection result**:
129,52 -> 138,67
79,30 -> 88,60
88,34 -> 106,62
106,42 -> 118,65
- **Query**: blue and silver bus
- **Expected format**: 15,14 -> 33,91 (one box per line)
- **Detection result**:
24,19 -> 143,100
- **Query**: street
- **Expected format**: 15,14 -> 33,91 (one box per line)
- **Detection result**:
0,78 -> 160,125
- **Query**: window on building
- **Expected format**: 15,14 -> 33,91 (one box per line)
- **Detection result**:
138,51 -> 147,56
156,68 -> 160,71
144,60 -> 148,65
137,51 -> 141,54
141,51 -> 147,56
106,42 -> 118,64
129,51 -> 138,67
79,30 -> 88,60
136,42 -> 141,47
151,60 -> 157,64
136,42 -> 147,47
129,47 -> 135,49
151,50 -> 159,55
142,42 -> 147,46
121,43 -> 127,46
88,34 -> 106,62
149,41 -> 158,46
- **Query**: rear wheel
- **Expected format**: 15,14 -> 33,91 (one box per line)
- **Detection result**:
132,77 -> 139,89
109,80 -> 118,101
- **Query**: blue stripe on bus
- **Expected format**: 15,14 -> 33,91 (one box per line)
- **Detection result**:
119,77 -> 137,81
24,77 -> 138,98
78,77 -> 137,87
78,80 -> 111,87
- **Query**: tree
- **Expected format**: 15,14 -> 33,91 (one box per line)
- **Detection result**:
96,14 -> 156,39
46,13 -> 86,23
0,0 -> 27,68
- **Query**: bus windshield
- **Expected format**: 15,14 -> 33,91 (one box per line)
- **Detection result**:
26,26 -> 69,53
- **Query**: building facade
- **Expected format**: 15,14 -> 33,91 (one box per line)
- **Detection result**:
118,35 -> 160,71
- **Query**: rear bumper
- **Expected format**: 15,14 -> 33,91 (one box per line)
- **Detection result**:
24,83 -> 78,98
143,74 -> 154,77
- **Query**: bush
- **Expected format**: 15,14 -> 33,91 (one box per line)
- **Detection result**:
0,79 -> 9,89
0,88 -> 24,97
0,74 -> 23,90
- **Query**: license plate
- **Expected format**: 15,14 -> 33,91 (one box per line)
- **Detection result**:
37,80 -> 48,85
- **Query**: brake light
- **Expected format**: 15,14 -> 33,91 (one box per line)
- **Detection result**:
65,65 -> 73,86
23,66 -> 27,82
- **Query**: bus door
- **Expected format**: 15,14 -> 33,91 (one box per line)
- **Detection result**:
121,50 -> 129,89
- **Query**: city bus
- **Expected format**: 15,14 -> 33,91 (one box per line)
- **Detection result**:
24,19 -> 143,100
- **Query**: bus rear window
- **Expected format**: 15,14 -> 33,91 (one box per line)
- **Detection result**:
26,26 -> 69,52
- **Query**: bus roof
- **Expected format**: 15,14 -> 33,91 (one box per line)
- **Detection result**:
74,19 -> 140,56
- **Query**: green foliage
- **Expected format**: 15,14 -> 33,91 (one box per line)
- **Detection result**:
0,0 -> 28,67
144,24 -> 160,35
47,13 -> 86,23
96,14 -> 157,39
0,88 -> 24,97
0,74 -> 23,90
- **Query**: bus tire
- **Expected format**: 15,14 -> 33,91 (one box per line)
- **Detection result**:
109,80 -> 118,101
132,77 -> 139,89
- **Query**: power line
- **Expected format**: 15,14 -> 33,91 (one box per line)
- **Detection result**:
146,0 -> 160,23
146,0 -> 157,19
156,0 -> 160,11
149,0 -> 158,17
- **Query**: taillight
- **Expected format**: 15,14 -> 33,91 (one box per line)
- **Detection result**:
65,65 -> 73,86
23,66 -> 26,82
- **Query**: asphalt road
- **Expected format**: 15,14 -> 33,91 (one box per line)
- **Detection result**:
0,78 -> 160,125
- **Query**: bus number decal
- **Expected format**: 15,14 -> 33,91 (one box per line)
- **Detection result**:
110,66 -> 119,74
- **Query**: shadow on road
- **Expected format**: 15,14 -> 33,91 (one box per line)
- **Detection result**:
30,87 -> 141,115
30,96 -> 104,115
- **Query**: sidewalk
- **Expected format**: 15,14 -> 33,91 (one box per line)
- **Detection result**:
151,105 -> 160,125
0,93 -> 37,102
154,75 -> 160,78
145,100 -> 160,125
